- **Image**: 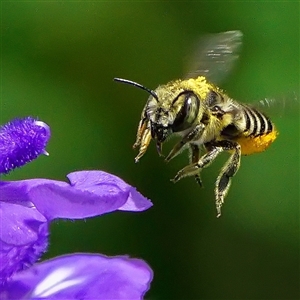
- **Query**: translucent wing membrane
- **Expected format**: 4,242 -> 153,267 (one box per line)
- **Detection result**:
255,92 -> 299,117
185,30 -> 243,84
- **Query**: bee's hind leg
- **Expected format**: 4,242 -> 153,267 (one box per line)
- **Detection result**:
215,142 -> 241,217
172,140 -> 241,217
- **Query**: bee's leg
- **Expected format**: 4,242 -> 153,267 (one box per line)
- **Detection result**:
165,124 -> 205,162
215,142 -> 241,218
172,140 -> 241,216
134,126 -> 151,163
190,144 -> 203,186
133,117 -> 148,149
171,145 -> 223,183
171,139 -> 241,216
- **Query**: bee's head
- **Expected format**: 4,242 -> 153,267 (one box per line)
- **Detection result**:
114,78 -> 201,156
146,88 -> 200,143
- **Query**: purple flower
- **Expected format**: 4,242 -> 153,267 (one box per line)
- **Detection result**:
3,254 -> 152,299
0,117 -> 50,174
0,117 -> 153,299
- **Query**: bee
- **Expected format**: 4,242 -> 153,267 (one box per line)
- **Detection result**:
114,31 -> 278,217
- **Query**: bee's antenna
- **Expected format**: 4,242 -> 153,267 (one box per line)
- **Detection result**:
114,78 -> 159,101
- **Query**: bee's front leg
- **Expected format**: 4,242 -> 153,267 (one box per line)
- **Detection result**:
133,119 -> 152,163
165,124 -> 205,162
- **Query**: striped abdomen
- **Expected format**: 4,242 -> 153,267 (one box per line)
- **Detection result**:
236,105 -> 277,155
241,104 -> 274,137
222,104 -> 278,155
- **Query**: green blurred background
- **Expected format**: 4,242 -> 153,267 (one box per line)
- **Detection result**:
2,1 -> 299,299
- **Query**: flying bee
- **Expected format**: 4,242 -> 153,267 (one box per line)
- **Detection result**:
114,30 -> 278,217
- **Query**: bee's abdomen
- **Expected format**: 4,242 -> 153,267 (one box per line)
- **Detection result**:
242,105 -> 273,137
234,105 -> 277,155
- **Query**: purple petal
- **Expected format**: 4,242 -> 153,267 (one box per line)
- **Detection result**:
2,253 -> 153,300
29,171 -> 152,220
0,117 -> 50,174
67,171 -> 153,212
0,180 -> 33,206
0,171 -> 152,221
118,187 -> 153,212
0,202 -> 48,285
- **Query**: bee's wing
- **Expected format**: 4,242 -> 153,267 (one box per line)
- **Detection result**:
184,30 -> 243,84
255,92 -> 299,117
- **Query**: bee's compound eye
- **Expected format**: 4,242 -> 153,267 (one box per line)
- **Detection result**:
172,92 -> 200,132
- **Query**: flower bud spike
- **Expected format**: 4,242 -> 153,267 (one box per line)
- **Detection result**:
0,117 -> 51,174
